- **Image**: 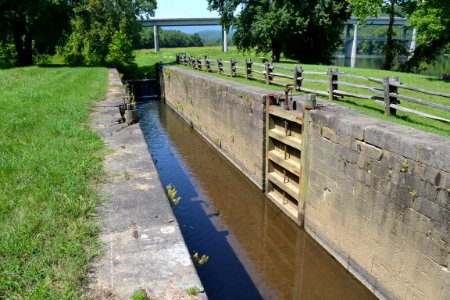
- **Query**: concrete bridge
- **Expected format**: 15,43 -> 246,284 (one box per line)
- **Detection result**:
141,17 -> 416,66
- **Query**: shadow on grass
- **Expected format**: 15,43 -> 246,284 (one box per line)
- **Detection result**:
425,77 -> 449,83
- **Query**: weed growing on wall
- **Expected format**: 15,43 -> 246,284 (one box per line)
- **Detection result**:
192,251 -> 209,267
166,184 -> 181,206
185,287 -> 201,296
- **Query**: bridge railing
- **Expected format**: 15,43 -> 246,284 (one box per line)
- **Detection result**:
176,54 -> 450,124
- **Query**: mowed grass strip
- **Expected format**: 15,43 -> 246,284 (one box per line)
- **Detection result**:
134,47 -> 450,137
0,66 -> 108,298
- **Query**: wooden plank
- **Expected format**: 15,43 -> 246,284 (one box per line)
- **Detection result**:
298,87 -> 329,97
266,192 -> 299,223
273,65 -> 295,72
268,105 -> 303,124
389,93 -> 450,112
268,150 -> 301,176
268,172 -> 300,199
271,72 -> 294,80
337,73 -> 384,84
303,78 -> 328,84
269,128 -> 302,150
390,82 -> 450,98
252,70 -> 265,75
334,80 -> 381,91
252,62 -> 265,67
303,71 -> 327,75
390,104 -> 450,124
269,81 -> 286,87
334,89 -> 372,99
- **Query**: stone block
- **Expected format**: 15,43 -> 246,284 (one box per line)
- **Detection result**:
436,189 -> 449,209
411,197 -> 442,222
321,125 -> 336,140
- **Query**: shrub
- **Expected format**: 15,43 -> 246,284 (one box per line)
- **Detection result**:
106,30 -> 135,66
0,42 -> 18,68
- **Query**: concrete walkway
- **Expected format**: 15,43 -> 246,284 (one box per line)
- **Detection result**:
88,69 -> 206,299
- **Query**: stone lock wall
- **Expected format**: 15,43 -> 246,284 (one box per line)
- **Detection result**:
304,105 -> 449,300
161,66 -> 268,189
161,66 -> 449,299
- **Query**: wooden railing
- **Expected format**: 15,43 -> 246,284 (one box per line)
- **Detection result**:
176,53 -> 450,124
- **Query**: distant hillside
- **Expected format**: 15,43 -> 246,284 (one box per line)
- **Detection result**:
197,29 -> 235,39
197,30 -> 222,40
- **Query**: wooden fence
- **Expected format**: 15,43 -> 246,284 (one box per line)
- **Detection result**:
176,53 -> 450,124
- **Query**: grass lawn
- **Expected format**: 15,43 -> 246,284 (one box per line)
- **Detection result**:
133,46 -> 450,137
0,66 -> 108,298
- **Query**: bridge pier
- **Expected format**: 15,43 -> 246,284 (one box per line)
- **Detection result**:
222,27 -> 228,52
409,28 -> 417,54
344,24 -> 358,68
154,25 -> 160,52
351,24 -> 358,68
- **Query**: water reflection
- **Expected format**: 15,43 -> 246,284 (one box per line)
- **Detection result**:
139,101 -> 376,299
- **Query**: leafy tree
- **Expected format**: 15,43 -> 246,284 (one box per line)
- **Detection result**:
208,0 -> 350,63
106,30 -> 135,65
402,0 -> 450,72
60,0 -> 156,65
190,33 -> 204,47
136,28 -> 204,49
0,41 -> 18,68
0,0 -> 74,66
138,28 -> 155,49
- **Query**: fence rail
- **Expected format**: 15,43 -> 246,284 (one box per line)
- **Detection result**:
176,54 -> 450,124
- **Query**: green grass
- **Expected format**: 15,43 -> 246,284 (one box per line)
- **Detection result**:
133,46 -> 450,137
0,66 -> 108,298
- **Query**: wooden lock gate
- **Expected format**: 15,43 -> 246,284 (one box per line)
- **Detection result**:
265,93 -> 315,226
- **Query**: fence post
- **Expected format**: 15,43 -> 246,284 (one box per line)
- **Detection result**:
217,59 -> 221,74
245,59 -> 252,80
383,76 -> 399,116
294,66 -> 303,90
327,68 -> 338,100
230,59 -> 236,77
206,58 -> 211,72
265,62 -> 273,85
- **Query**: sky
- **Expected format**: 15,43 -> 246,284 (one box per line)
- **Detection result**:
153,0 -> 220,18
152,0 -> 221,33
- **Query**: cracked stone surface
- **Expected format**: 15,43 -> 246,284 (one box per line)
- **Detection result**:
87,69 -> 206,299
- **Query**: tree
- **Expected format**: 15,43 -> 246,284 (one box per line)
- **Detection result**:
346,0 -> 413,70
208,0 -> 350,63
106,30 -> 135,65
190,33 -> 204,47
402,0 -> 450,72
60,0 -> 156,65
0,0 -> 74,66
136,29 -> 204,49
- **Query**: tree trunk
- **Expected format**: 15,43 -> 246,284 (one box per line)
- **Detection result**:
12,29 -> 33,66
271,41 -> 281,63
382,0 -> 396,70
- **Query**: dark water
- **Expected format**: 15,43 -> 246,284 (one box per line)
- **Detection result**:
138,101 -> 376,300
332,55 -> 449,77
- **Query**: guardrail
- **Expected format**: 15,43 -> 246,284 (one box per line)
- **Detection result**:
176,53 -> 450,124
